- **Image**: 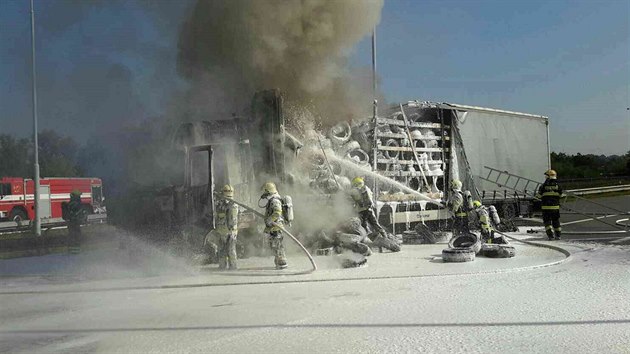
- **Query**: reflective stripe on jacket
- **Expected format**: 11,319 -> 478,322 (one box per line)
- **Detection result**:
475,206 -> 492,231
536,179 -> 564,211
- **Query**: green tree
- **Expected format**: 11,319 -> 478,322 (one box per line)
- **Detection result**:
0,131 -> 83,178
38,130 -> 82,177
0,135 -> 31,177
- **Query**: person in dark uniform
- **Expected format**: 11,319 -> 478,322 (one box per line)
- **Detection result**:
64,189 -> 84,254
536,169 -> 564,240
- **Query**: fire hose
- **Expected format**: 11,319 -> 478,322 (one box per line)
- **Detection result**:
214,193 -> 318,272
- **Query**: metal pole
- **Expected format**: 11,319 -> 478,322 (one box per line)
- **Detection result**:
371,26 -> 377,119
30,0 -> 41,236
371,27 -> 379,214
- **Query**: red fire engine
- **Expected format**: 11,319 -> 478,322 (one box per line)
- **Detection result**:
0,177 -> 105,222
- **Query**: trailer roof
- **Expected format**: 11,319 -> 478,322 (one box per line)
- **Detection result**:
401,100 -> 548,120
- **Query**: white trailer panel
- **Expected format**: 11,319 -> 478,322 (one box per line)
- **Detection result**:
448,104 -> 550,195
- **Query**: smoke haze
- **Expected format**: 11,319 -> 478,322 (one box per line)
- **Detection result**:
178,0 -> 384,124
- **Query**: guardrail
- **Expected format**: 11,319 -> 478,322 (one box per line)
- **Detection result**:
0,214 -> 107,234
566,185 -> 630,196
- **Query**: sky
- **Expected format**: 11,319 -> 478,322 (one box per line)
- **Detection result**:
1,0 -> 628,155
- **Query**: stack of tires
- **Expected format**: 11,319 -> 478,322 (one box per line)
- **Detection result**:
442,233 -> 517,262
442,233 -> 481,262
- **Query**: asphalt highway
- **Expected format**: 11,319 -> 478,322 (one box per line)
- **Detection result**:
526,195 -> 629,243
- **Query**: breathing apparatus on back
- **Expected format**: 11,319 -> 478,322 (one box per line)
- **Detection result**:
258,181 -> 294,226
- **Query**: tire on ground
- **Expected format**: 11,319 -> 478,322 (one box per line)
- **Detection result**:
442,247 -> 476,262
448,232 -> 481,255
481,244 -> 516,258
372,235 -> 401,252
415,223 -> 437,244
337,217 -> 368,239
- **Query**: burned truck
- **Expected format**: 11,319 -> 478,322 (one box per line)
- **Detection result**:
156,90 -> 549,246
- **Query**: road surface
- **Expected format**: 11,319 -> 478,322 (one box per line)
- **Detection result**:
1,228 -> 629,353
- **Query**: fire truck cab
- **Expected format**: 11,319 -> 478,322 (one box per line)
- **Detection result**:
0,177 -> 105,222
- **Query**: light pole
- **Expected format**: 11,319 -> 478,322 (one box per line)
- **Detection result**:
371,26 -> 378,215
30,0 -> 41,236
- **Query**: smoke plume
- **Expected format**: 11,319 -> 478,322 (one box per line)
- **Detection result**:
178,0 -> 384,124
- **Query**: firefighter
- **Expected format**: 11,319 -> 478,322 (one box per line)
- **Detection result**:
66,189 -> 83,254
448,179 -> 469,237
349,177 -> 400,252
213,184 -> 239,270
473,200 -> 495,243
536,169 -> 564,240
261,182 -> 288,269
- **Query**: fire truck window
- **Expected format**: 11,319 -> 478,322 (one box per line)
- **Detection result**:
92,186 -> 103,203
0,183 -> 10,196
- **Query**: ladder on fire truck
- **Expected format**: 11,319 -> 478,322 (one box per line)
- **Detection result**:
479,166 -> 630,233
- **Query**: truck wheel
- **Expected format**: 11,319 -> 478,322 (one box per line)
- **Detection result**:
442,247 -> 475,262
9,208 -> 28,223
502,203 -> 517,220
481,244 -> 516,258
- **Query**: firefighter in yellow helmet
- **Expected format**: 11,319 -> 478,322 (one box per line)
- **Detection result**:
349,177 -> 400,252
472,200 -> 494,243
536,169 -> 564,240
261,182 -> 288,269
447,179 -> 469,237
212,184 -> 239,269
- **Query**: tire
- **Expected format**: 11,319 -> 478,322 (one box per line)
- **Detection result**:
481,244 -> 516,258
448,233 -> 481,255
9,208 -> 28,223
415,223 -> 437,244
442,247 -> 475,262
352,130 -> 371,153
338,217 -> 367,239
342,257 -> 368,268
502,203 -> 517,220
372,235 -> 401,252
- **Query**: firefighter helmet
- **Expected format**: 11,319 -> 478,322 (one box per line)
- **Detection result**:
70,189 -> 81,197
544,169 -> 557,179
222,184 -> 234,198
262,182 -> 278,194
450,179 -> 462,191
352,177 -> 365,188
473,200 -> 482,208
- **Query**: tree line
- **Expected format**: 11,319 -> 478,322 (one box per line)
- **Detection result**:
551,151 -> 630,179
0,131 -> 88,178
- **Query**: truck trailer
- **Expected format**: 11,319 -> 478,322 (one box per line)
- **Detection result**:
365,101 -> 550,235
153,91 -> 549,245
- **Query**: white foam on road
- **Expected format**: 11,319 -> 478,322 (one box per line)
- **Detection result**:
1,238 -> 629,353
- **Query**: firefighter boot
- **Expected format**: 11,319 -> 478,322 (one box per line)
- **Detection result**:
218,257 -> 228,270
275,256 -> 288,270
228,260 -> 238,270
554,228 -> 561,240
545,226 -> 554,240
